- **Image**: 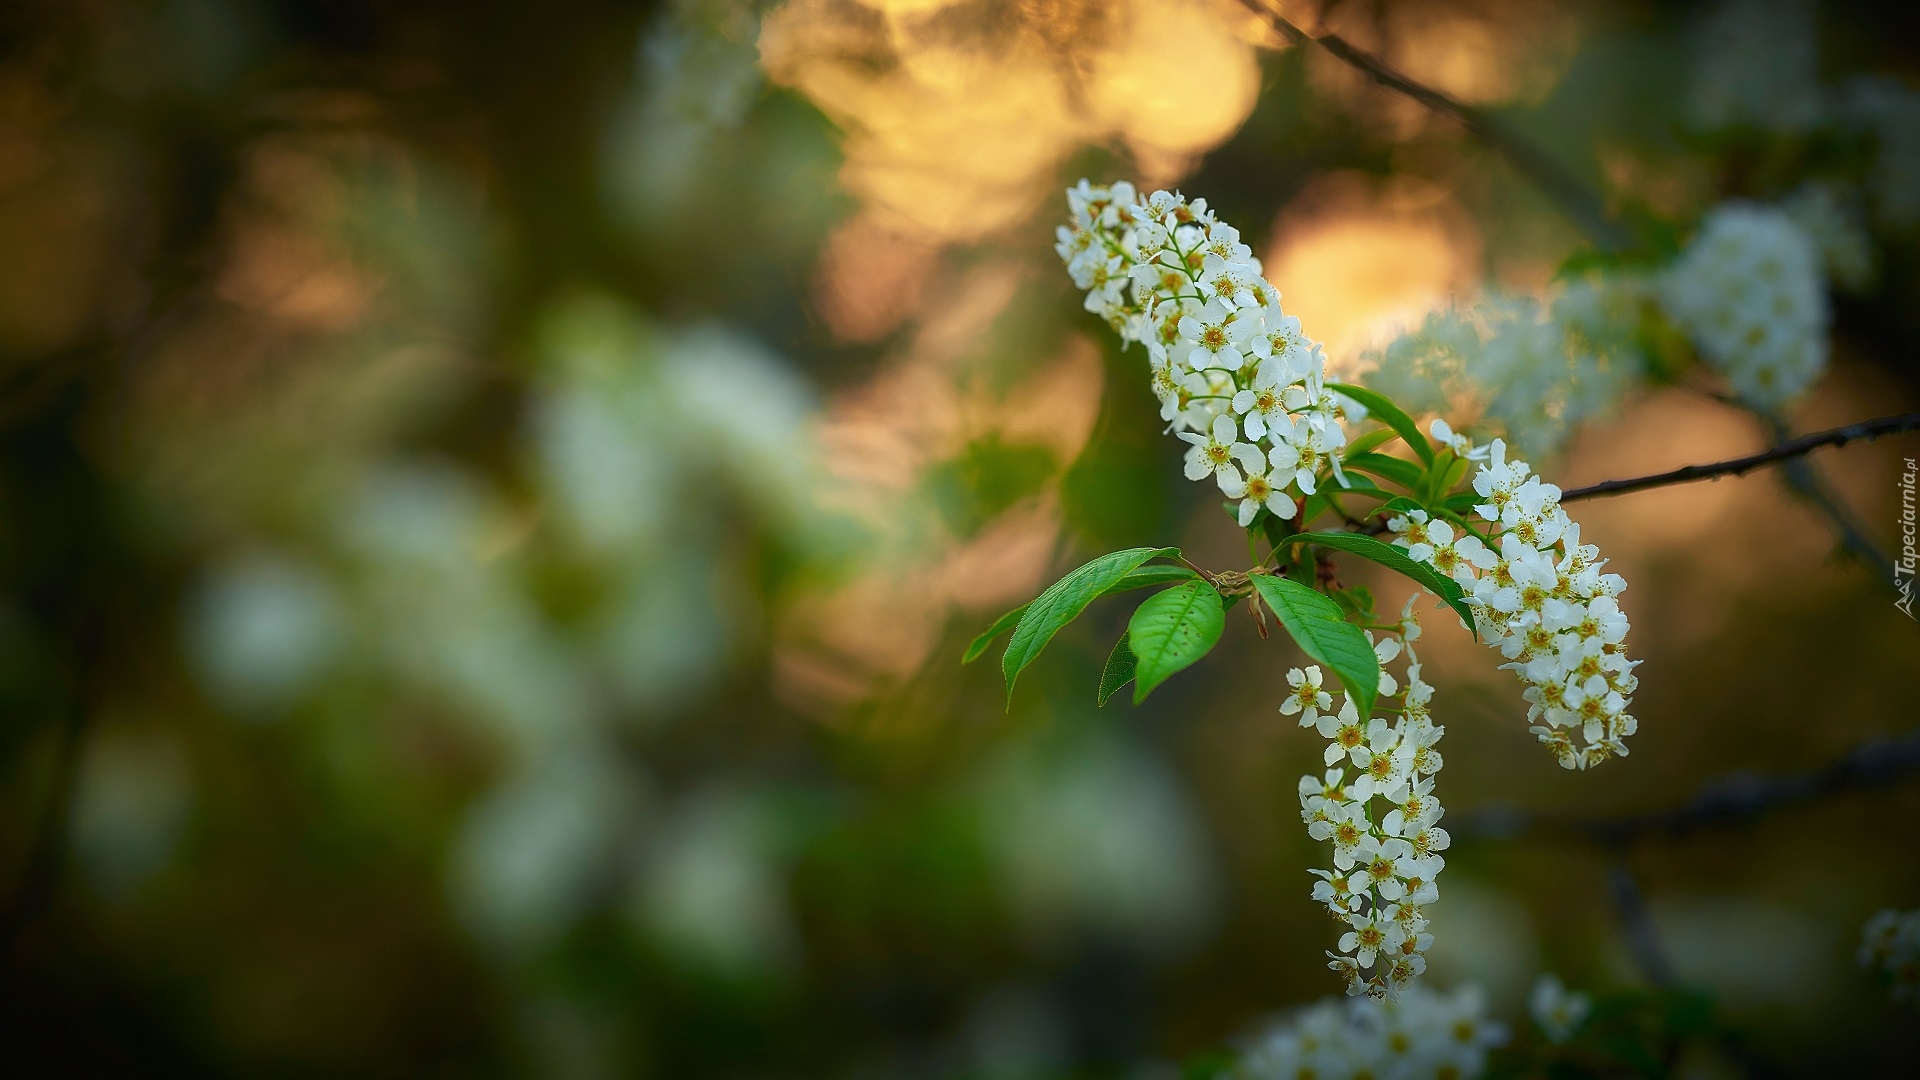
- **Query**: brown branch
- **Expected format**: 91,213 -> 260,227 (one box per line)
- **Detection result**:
1558,412 -> 1920,502
1453,727 -> 1920,845
1238,0 -> 1631,251
1761,413 -> 1902,595
1607,859 -> 1678,988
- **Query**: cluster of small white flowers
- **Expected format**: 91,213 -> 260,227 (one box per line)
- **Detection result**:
1390,433 -> 1638,770
1528,974 -> 1592,1043
1361,283 -> 1644,459
1859,908 -> 1920,1004
1290,601 -> 1449,998
1236,982 -> 1507,1080
1056,180 -> 1353,526
1661,201 -> 1829,412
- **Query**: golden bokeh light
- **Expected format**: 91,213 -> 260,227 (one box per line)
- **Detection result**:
761,0 -> 1262,240
1263,171 -> 1481,374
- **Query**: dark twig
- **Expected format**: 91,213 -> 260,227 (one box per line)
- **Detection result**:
1560,412 -> 1920,502
1453,727 -> 1920,845
1607,857 -> 1677,987
0,611 -> 101,960
1238,0 -> 1630,251
1761,414 -> 1901,592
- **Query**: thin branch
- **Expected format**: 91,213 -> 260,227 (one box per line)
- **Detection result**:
1453,727 -> 1920,845
1607,859 -> 1677,987
1238,0 -> 1631,251
1762,413 -> 1902,593
1559,412 -> 1920,502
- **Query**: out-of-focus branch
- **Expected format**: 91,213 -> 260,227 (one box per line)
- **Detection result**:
1237,0 -> 1631,251
1454,728 -> 1920,845
1607,859 -> 1677,987
1559,412 -> 1920,502
1762,414 -> 1901,592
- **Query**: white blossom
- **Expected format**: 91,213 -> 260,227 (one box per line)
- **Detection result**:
1056,181 -> 1339,520
1281,665 -> 1333,725
1296,626 -> 1448,999
1391,438 -> 1639,771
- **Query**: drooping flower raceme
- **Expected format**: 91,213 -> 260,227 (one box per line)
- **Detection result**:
1235,981 -> 1507,1080
1296,602 -> 1452,998
1056,181 -> 1351,525
1055,181 -> 1637,997
1392,434 -> 1639,770
1661,201 -> 1829,412
1859,908 -> 1920,1004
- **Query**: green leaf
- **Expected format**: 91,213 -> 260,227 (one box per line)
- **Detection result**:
1250,573 -> 1379,718
1341,452 -> 1425,491
1329,383 -> 1434,465
1127,580 -> 1226,704
1109,565 -> 1201,592
1287,531 -> 1476,637
1324,473 -> 1392,500
1001,546 -> 1179,706
1437,453 -> 1472,499
1330,584 -> 1376,619
1298,490 -> 1329,527
1343,427 -> 1400,458
963,604 -> 1028,664
962,565 -> 1196,664
1097,632 -> 1136,706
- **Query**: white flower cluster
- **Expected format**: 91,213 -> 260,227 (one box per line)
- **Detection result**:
1661,202 -> 1829,412
1291,601 -> 1449,998
1859,908 -> 1920,1004
1236,982 -> 1507,1080
1363,283 -> 1645,459
1056,180 -> 1352,525
1391,435 -> 1638,770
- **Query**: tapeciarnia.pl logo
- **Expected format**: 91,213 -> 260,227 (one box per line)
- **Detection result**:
1899,457 -> 1916,620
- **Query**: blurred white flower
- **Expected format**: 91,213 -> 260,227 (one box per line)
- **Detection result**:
1781,182 -> 1876,292
981,736 -> 1216,949
632,787 -> 796,975
452,746 -> 644,953
593,557 -> 730,717
71,730 -> 192,897
345,463 -> 597,751
1662,202 -> 1829,412
1687,0 -> 1827,133
1528,974 -> 1591,1043
186,552 -> 342,714
1859,908 -> 1920,1005
1363,288 -> 1642,459
1236,982 -> 1507,1080
1846,76 -> 1920,228
601,1 -> 763,218
535,381 -> 672,553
